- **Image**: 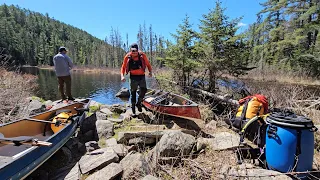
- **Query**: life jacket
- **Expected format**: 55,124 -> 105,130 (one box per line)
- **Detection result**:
51,112 -> 72,133
125,52 -> 146,74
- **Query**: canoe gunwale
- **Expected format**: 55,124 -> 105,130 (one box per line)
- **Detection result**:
145,90 -> 199,107
0,99 -> 91,180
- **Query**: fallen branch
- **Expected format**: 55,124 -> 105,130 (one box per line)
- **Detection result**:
181,158 -> 212,178
222,170 -> 320,178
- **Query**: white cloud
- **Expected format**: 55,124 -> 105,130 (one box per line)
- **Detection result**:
237,22 -> 247,27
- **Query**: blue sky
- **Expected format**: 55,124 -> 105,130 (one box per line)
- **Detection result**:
1,0 -> 264,44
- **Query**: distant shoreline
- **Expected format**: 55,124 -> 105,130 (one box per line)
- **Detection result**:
37,65 -> 121,74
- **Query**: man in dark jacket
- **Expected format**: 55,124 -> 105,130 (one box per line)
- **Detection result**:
53,46 -> 74,101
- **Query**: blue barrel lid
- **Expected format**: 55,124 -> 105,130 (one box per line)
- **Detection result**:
266,108 -> 314,128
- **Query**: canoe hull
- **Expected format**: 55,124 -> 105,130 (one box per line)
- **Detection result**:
142,90 -> 201,119
0,99 -> 90,180
143,101 -> 201,119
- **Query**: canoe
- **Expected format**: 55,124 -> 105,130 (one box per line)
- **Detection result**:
0,99 -> 90,180
142,89 -> 201,120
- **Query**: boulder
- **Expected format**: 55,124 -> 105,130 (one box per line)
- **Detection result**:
106,138 -> 118,147
100,104 -> 111,109
226,165 -> 292,180
95,111 -> 108,120
79,130 -> 98,143
64,162 -> 81,180
86,163 -> 123,180
96,120 -> 114,139
205,120 -> 217,130
85,141 -> 100,152
100,108 -> 113,116
142,175 -> 160,180
120,152 -> 150,179
110,144 -> 130,157
89,100 -> 102,107
197,132 -> 239,151
80,113 -> 97,134
118,129 -> 196,144
155,131 -> 196,157
110,104 -> 126,114
115,87 -> 130,98
137,111 -> 154,123
79,147 -> 119,174
128,137 -> 156,145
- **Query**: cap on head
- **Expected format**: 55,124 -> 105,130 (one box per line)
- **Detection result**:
130,43 -> 138,51
59,46 -> 67,52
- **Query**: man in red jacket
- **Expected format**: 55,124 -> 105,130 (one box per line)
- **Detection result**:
121,43 -> 152,116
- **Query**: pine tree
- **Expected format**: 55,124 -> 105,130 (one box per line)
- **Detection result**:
197,0 -> 247,92
165,15 -> 198,86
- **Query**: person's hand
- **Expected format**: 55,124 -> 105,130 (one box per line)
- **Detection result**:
148,72 -> 152,77
121,76 -> 126,82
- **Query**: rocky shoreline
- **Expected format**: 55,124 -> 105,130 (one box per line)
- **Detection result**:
17,97 -> 303,180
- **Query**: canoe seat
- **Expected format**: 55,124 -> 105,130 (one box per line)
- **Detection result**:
145,97 -> 154,103
150,92 -> 170,105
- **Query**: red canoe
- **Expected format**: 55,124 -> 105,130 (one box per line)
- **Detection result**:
142,90 -> 201,120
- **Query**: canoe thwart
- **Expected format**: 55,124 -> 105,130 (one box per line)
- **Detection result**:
26,118 -> 68,126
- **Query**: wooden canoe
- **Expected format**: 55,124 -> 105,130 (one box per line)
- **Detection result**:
0,99 -> 90,180
142,89 -> 201,120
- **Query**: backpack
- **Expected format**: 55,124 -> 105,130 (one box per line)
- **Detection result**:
125,52 -> 146,74
225,94 -> 268,145
230,94 -> 268,129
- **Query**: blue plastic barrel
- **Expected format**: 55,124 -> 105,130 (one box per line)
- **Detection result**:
265,110 -> 316,176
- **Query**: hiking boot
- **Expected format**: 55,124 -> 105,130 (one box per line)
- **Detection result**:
68,97 -> 75,101
131,113 -> 137,118
136,103 -> 142,112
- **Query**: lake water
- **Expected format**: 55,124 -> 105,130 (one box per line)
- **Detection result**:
25,68 -> 158,105
21,67 -> 320,105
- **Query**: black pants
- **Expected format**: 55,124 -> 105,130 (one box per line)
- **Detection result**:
130,75 -> 147,109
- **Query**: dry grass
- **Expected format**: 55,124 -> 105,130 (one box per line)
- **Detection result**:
157,149 -> 237,180
242,65 -> 320,86
0,68 -> 38,123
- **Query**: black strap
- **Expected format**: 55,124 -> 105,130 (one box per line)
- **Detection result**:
239,99 -> 250,128
240,99 -> 250,120
293,130 -> 302,171
256,105 -> 262,116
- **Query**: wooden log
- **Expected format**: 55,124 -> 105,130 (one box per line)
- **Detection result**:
156,76 -> 239,107
184,86 -> 239,107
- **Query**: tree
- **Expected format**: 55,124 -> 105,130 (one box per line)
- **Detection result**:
197,0 -> 248,92
165,15 -> 198,87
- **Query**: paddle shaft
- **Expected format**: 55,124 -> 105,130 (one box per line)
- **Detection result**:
26,118 -> 69,125
0,140 -> 52,146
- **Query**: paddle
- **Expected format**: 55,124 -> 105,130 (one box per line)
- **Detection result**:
0,133 -> 52,146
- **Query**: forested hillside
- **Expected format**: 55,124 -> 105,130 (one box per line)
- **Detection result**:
0,4 -> 124,67
247,0 -> 320,76
0,4 -> 168,68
